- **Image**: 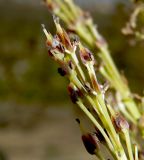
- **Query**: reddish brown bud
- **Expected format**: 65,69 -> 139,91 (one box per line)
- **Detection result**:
95,128 -> 105,143
68,85 -> 79,103
112,114 -> 129,132
58,67 -> 67,76
48,50 -> 53,57
68,84 -> 83,103
75,118 -> 80,124
68,60 -> 75,70
79,46 -> 94,64
82,133 -> 99,155
62,29 -> 73,50
84,82 -> 92,93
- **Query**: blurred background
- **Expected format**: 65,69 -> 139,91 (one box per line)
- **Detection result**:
0,0 -> 144,159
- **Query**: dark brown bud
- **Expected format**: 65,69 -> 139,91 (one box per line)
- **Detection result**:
58,67 -> 67,76
82,133 -> 99,155
94,127 -> 105,143
80,47 -> 94,64
84,82 -> 92,93
68,84 -> 83,104
71,35 -> 79,46
48,50 -> 53,57
68,60 -> 75,70
68,84 -> 79,103
112,114 -> 129,132
75,118 -> 80,124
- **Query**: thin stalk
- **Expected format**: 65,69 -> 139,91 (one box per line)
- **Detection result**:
95,150 -> 105,160
76,24 -> 94,48
98,44 -> 141,122
119,104 -> 137,124
55,0 -> 74,22
84,61 -> 127,158
77,99 -> 127,160
96,94 -> 127,158
134,145 -> 138,160
64,0 -> 80,18
123,129 -> 134,160
76,99 -> 114,154
70,51 -> 86,82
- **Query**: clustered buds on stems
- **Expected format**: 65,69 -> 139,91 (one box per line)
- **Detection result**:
68,83 -> 83,104
43,0 -> 143,132
42,15 -> 141,160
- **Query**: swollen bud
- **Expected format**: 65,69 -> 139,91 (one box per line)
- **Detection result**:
75,119 -> 99,155
75,118 -> 80,124
79,44 -> 95,65
112,114 -> 129,132
67,83 -> 83,104
58,67 -> 67,76
82,133 -> 99,155
94,127 -> 105,143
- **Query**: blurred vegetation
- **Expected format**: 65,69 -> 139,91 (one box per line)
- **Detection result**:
0,1 -> 144,105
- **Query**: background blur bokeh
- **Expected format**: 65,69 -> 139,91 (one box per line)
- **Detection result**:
0,0 -> 144,160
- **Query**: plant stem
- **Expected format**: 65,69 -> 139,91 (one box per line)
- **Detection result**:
123,129 -> 134,160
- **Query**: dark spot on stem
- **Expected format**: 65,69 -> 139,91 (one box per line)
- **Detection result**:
75,118 -> 80,124
58,67 -> 67,76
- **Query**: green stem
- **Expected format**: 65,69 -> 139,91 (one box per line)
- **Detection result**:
123,129 -> 134,160
95,150 -> 105,160
76,99 -> 114,153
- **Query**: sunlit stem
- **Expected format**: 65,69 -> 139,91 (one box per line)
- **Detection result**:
123,129 -> 134,160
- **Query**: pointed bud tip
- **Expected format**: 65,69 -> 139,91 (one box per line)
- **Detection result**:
41,24 -> 45,29
53,14 -> 60,24
41,24 -> 51,40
